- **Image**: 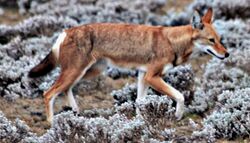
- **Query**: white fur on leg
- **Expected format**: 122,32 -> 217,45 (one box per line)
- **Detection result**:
165,83 -> 185,120
136,71 -> 148,102
48,93 -> 59,123
67,88 -> 79,113
175,99 -> 184,120
63,62 -> 94,115
136,71 -> 149,115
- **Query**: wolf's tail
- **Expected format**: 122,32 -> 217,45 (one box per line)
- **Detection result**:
28,51 -> 57,78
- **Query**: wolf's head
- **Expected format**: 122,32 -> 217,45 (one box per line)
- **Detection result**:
191,8 -> 229,60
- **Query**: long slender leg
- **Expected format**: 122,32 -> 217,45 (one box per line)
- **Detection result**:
144,75 -> 185,120
48,93 -> 58,121
44,70 -> 81,123
66,88 -> 79,113
44,60 -> 95,123
136,71 -> 149,115
64,59 -> 106,111
64,60 -> 106,113
136,71 -> 149,102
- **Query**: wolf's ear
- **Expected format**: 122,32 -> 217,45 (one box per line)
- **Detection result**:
191,10 -> 204,30
202,8 -> 213,24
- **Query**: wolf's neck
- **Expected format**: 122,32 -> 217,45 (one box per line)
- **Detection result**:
165,25 -> 194,51
163,25 -> 197,65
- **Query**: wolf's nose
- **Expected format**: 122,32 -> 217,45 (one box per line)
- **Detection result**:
225,52 -> 230,58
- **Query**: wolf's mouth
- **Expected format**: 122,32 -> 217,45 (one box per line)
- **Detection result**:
206,49 -> 225,60
200,52 -> 208,56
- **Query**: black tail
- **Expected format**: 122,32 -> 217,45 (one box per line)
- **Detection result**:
28,51 -> 57,78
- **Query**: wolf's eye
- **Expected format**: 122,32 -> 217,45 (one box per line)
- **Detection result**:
209,38 -> 215,43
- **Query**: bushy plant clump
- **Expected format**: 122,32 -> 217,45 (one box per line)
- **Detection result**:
214,20 -> 250,50
0,35 -> 58,100
0,15 -> 77,45
24,113 -> 151,143
166,0 -> 250,26
18,0 -> 168,25
0,112 -> 34,143
189,60 -> 250,113
193,88 -> 250,139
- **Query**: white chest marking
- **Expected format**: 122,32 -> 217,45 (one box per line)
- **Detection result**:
52,31 -> 67,59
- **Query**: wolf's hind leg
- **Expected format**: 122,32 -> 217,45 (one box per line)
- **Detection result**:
64,59 -> 107,113
44,69 -> 82,123
44,59 -> 95,123
65,88 -> 79,114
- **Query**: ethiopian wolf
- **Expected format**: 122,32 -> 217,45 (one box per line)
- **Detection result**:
29,8 -> 229,123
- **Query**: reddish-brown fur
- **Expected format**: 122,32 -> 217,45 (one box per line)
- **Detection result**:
29,8 -> 228,123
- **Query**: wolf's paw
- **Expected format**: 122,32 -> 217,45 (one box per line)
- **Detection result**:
175,101 -> 185,121
47,116 -> 53,124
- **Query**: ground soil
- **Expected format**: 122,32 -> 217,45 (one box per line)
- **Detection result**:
0,8 -> 28,25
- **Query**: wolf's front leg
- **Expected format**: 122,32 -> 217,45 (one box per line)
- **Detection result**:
136,71 -> 149,114
66,88 -> 80,114
166,85 -> 185,120
144,73 -> 185,120
136,71 -> 149,102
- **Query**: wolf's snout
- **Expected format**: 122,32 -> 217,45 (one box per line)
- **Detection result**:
225,52 -> 230,58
